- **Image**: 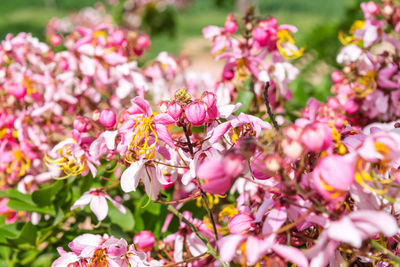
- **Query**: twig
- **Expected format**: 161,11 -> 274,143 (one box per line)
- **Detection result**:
182,124 -> 194,157
263,82 -> 279,131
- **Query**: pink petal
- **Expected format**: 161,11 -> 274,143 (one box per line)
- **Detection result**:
90,195 -> 108,221
272,244 -> 309,267
153,113 -> 175,125
217,234 -> 245,263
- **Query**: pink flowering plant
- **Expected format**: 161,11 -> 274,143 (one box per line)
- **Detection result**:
2,1 -> 400,267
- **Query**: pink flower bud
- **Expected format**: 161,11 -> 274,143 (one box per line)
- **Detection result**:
137,35 -> 151,50
281,139 -> 303,160
167,101 -> 183,121
224,14 -> 238,34
59,58 -> 69,71
267,17 -> 278,28
312,154 -> 354,200
201,91 -> 217,108
73,116 -> 89,132
133,231 -> 156,252
185,101 -> 207,126
222,69 -> 234,80
11,84 -> 26,99
343,100 -> 358,114
99,109 -> 116,128
228,213 -> 253,234
109,30 -> 124,46
51,35 -> 62,46
252,26 -> 269,46
364,1 -> 380,16
331,70 -> 344,83
301,123 -> 332,152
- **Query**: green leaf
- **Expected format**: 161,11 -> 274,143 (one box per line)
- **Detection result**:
108,204 -> 135,232
7,223 -> 37,246
234,91 -> 254,114
32,180 -> 64,206
0,224 -> 18,240
6,199 -> 56,216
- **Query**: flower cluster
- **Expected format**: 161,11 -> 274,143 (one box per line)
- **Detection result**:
2,1 -> 400,267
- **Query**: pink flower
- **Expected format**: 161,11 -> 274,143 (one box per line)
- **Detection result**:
71,189 -> 126,221
228,213 -> 254,234
209,113 -> 271,144
121,159 -> 169,200
300,123 -> 332,152
312,154 -> 354,200
197,153 -> 243,195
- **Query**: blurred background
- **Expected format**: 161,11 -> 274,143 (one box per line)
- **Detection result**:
0,0 -> 364,107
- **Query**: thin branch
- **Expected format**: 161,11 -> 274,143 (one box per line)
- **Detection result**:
263,82 -> 279,131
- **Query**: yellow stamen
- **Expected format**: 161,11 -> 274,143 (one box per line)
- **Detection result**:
277,30 -> 304,59
129,115 -> 158,160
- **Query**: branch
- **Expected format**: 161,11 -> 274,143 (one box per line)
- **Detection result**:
263,82 -> 280,131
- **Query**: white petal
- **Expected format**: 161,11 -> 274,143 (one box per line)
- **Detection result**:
90,195 -> 108,221
121,161 -> 143,192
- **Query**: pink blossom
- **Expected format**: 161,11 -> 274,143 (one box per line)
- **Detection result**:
71,189 -> 126,221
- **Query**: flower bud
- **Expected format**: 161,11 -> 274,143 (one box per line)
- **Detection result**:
109,30 -> 124,46
281,139 -> 303,160
185,101 -> 206,126
167,101 -> 183,121
99,109 -> 116,128
201,91 -> 217,108
331,70 -> 344,83
252,26 -> 269,46
59,58 -> 69,71
133,231 -> 156,252
73,116 -> 89,132
51,35 -> 62,46
11,84 -> 26,99
228,213 -> 253,234
301,123 -> 332,152
222,69 -> 234,80
137,35 -> 151,50
224,14 -> 238,34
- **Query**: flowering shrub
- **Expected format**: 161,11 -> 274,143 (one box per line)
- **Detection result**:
1,1 -> 400,267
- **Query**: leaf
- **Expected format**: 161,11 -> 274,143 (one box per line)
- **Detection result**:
108,204 -> 135,232
109,224 -> 131,241
234,91 -> 254,114
0,224 -> 18,240
7,223 -> 37,246
6,199 -> 56,216
32,180 -> 64,206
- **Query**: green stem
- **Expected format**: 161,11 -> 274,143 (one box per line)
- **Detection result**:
370,239 -> 400,263
167,205 -> 226,266
200,190 -> 219,241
